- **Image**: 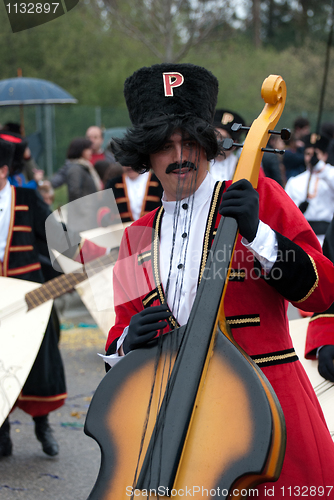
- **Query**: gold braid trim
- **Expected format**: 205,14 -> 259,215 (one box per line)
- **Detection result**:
253,351 -> 296,364
138,251 -> 151,264
295,255 -> 319,303
227,316 -> 260,325
309,313 -> 334,323
229,271 -> 246,279
153,207 -> 164,304
142,291 -> 158,306
199,181 -> 222,283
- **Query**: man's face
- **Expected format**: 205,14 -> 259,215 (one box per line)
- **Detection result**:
149,130 -> 208,201
86,126 -> 103,153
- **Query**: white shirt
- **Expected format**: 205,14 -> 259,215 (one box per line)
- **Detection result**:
125,171 -> 150,221
160,173 -> 277,325
0,181 -> 12,261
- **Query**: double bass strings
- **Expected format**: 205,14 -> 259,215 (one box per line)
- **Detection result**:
129,138 -> 202,494
152,141 -> 201,486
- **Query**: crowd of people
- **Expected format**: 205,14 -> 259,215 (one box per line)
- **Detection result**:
1,64 -> 334,497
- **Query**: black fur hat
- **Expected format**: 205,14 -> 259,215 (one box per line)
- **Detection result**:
0,138 -> 15,168
124,63 -> 219,125
213,109 -> 246,140
0,131 -> 28,174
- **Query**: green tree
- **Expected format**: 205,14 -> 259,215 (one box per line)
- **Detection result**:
92,0 -> 237,62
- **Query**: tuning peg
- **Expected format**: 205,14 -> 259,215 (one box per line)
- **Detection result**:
231,123 -> 250,133
222,138 -> 243,151
269,128 -> 291,141
261,147 -> 285,155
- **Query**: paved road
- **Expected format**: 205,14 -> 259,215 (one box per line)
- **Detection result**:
1,292 -> 106,500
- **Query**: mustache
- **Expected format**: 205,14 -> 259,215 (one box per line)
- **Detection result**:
165,161 -> 197,174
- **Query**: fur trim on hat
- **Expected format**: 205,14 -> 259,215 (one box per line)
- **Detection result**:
124,63 -> 219,126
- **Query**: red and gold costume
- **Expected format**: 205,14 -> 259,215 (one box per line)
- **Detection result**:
102,171 -> 163,223
107,176 -> 334,496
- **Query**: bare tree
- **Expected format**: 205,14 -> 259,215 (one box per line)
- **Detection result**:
95,0 -> 236,62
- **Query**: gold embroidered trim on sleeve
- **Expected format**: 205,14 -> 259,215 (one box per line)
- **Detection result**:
295,255 -> 319,303
227,316 -> 260,325
253,350 -> 297,364
229,270 -> 246,279
142,291 -> 158,306
138,251 -> 152,264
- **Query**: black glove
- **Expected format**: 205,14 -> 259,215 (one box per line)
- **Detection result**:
298,201 -> 309,213
219,179 -> 259,242
122,305 -> 170,354
318,345 -> 334,383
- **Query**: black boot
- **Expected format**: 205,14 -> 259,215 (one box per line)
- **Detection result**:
0,418 -> 12,457
33,415 -> 59,456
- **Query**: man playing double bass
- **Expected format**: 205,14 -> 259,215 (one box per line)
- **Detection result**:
106,63 -> 334,496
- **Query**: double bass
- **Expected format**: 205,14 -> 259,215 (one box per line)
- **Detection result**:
84,75 -> 287,499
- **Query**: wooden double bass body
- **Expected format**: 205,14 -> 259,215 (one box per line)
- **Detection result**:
84,76 -> 287,499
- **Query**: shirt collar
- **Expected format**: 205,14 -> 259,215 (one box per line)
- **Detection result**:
162,172 -> 215,215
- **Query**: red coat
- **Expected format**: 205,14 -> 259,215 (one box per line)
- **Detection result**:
107,177 -> 334,496
305,215 -> 334,357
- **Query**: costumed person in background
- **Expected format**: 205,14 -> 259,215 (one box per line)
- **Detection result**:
106,63 -> 334,496
0,131 -> 45,189
209,109 -> 245,182
0,137 -> 71,458
305,216 -> 334,383
285,133 -> 334,246
98,165 -> 163,225
0,122 -> 45,187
